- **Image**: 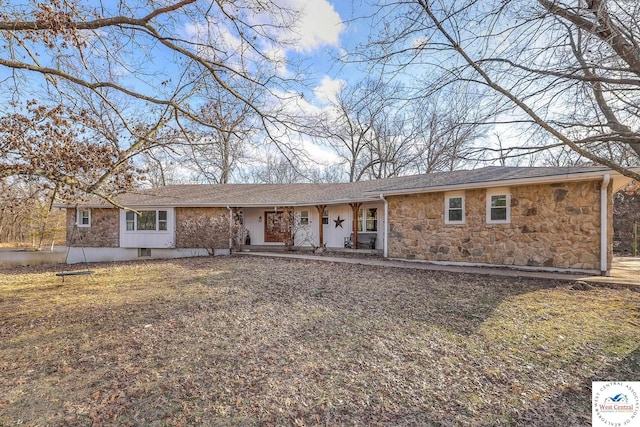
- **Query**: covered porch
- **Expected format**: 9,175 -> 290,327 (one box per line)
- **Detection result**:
232,203 -> 386,253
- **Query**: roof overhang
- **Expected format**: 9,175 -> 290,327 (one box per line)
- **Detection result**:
53,196 -> 382,209
368,169 -> 637,197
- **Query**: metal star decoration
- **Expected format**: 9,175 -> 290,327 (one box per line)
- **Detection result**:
333,215 -> 345,228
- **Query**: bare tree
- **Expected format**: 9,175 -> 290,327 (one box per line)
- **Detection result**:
314,79 -> 382,182
359,0 -> 640,179
411,93 -> 486,173
362,92 -> 423,180
0,0 -> 308,201
0,178 -> 64,247
140,148 -> 184,188
184,79 -> 264,184
241,151 -> 307,184
314,79 -> 483,180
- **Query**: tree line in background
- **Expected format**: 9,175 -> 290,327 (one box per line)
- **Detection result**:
1,1 -> 640,245
0,179 -> 65,248
141,78 -> 488,185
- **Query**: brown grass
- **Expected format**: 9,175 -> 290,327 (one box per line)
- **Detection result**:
1,256 -> 639,426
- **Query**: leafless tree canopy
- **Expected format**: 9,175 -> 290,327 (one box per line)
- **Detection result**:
0,0 -> 305,202
312,79 -> 485,181
358,0 -> 640,179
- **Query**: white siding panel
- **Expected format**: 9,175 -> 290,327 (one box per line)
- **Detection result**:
120,208 -> 176,248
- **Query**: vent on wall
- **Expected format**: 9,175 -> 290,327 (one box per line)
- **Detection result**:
138,248 -> 151,257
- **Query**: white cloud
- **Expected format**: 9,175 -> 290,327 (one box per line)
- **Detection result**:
248,0 -> 344,53
313,76 -> 344,105
410,36 -> 429,50
263,46 -> 292,78
286,0 -> 344,52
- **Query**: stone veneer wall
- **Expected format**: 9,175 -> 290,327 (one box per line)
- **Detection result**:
175,207 -> 230,248
387,180 -> 612,271
66,208 -> 119,247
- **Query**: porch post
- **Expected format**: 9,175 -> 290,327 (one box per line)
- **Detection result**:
315,205 -> 326,247
349,202 -> 362,249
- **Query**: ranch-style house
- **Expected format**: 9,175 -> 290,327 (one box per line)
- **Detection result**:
59,166 -> 634,276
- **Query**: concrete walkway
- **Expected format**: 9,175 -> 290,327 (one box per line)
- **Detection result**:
236,251 -> 640,286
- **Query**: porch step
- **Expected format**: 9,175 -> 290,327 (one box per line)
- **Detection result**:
237,245 -> 382,255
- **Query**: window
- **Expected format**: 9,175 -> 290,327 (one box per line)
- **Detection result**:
158,210 -> 168,231
137,211 -> 156,230
486,189 -> 511,224
126,211 -> 135,231
322,208 -> 329,225
125,210 -> 169,231
138,248 -> 151,257
445,193 -> 465,224
358,207 -> 378,232
300,210 -> 309,225
76,209 -> 91,227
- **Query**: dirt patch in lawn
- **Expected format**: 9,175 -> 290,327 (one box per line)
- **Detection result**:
1,256 -> 639,426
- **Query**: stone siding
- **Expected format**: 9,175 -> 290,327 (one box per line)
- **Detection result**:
387,180 -> 612,271
66,208 -> 119,247
175,207 -> 230,249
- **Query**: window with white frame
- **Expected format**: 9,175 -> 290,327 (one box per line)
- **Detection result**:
486,189 -> 511,224
300,210 -> 309,225
322,208 -> 329,225
357,207 -> 378,232
76,209 -> 91,227
125,210 -> 169,231
445,192 -> 465,224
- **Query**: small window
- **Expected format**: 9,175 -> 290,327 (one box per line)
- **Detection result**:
487,189 -> 511,224
322,208 -> 329,225
300,210 -> 309,225
138,248 -> 151,257
445,193 -> 465,224
358,207 -> 378,232
126,211 -> 135,231
158,210 -> 168,231
77,209 -> 91,227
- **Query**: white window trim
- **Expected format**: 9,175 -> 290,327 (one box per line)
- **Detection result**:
444,192 -> 465,225
357,207 -> 378,232
76,208 -> 91,227
486,188 -> 511,224
322,208 -> 329,225
123,209 -> 170,232
300,210 -> 309,225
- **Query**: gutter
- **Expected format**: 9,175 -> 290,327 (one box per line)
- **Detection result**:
379,194 -> 388,258
600,174 -> 611,276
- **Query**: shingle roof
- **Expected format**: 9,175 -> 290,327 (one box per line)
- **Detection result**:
68,166 -> 616,208
370,166 -> 613,193
112,179 -> 385,207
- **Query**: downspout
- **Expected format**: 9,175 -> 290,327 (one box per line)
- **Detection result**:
379,194 -> 388,258
600,174 -> 610,276
227,206 -> 233,253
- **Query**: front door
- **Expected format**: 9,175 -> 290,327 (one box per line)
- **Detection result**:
264,211 -> 288,243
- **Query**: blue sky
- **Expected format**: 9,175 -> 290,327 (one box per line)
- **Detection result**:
272,0 -> 373,105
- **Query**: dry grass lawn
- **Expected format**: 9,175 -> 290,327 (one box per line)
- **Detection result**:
1,256 -> 639,426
